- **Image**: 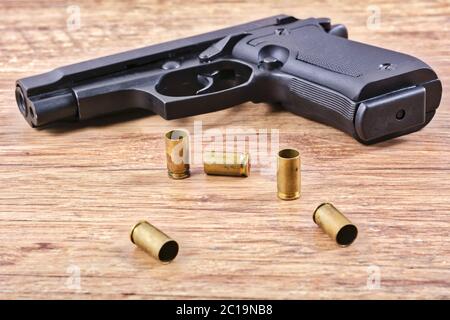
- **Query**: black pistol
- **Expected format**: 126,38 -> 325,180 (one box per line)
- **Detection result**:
16,15 -> 442,144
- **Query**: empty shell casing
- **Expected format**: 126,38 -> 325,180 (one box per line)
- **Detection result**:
313,203 -> 358,246
203,151 -> 250,177
165,129 -> 190,179
130,221 -> 179,262
277,148 -> 301,200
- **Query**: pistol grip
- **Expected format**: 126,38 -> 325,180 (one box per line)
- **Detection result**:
284,76 -> 438,144
231,20 -> 441,144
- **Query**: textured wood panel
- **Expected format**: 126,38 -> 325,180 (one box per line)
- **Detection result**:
0,0 -> 449,299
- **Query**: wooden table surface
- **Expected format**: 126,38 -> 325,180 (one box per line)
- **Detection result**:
0,0 -> 449,299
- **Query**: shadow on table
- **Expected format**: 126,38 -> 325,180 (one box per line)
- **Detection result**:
40,109 -> 155,134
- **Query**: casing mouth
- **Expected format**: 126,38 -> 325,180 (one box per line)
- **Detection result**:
165,129 -> 189,140
278,148 -> 300,159
336,224 -> 358,246
159,240 -> 179,262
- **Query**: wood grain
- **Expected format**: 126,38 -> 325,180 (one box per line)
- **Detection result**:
0,0 -> 449,299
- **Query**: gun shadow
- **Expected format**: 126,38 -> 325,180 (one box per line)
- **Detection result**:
41,109 -> 155,134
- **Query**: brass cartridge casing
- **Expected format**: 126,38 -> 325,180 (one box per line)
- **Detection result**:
130,221 -> 179,262
313,203 -> 358,246
165,129 -> 190,179
277,149 -> 301,200
203,151 -> 250,177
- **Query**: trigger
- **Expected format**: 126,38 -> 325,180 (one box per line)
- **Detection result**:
196,73 -> 214,94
